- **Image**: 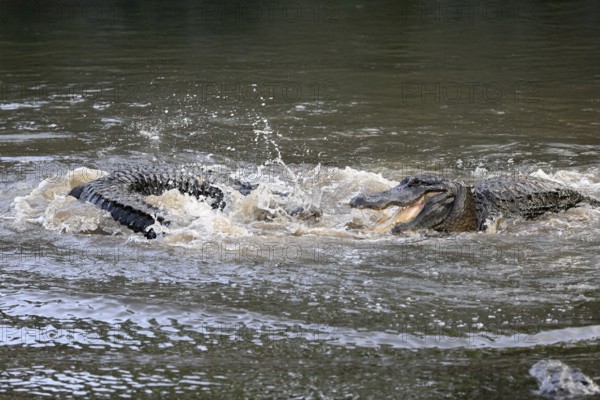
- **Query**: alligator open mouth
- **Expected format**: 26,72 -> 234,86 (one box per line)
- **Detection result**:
365,191 -> 440,233
348,173 -> 597,234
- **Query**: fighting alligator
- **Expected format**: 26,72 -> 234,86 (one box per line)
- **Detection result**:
68,164 -> 319,239
350,175 -> 600,234
69,165 -> 229,239
69,166 -> 599,238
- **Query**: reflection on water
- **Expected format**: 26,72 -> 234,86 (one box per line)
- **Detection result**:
1,0 -> 600,398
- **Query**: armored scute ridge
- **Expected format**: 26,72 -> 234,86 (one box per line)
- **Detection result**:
69,165 -> 230,239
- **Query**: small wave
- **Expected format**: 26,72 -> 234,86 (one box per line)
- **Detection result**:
0,102 -> 47,110
0,133 -> 70,142
2,289 -> 599,351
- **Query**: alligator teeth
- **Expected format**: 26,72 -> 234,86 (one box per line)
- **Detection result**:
365,200 -> 425,233
364,192 -> 440,233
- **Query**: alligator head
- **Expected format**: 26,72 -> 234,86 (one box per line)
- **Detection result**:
349,175 -> 477,234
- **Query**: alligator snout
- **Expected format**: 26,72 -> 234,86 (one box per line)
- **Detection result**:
349,194 -> 369,208
349,193 -> 394,210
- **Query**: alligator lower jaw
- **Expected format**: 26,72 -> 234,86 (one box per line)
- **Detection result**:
365,192 -> 439,233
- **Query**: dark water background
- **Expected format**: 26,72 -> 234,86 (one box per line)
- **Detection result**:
1,0 -> 600,398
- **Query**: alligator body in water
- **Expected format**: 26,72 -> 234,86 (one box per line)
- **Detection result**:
69,165 -> 319,239
350,175 -> 600,234
68,165 -> 254,239
70,167 -> 599,238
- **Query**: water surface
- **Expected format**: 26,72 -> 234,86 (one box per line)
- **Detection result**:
1,0 -> 600,398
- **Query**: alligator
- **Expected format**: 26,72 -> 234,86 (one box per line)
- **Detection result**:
69,165 -> 229,239
68,165 -> 320,239
349,175 -> 600,234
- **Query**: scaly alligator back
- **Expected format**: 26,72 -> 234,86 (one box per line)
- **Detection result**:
69,165 -> 228,239
473,176 -> 596,230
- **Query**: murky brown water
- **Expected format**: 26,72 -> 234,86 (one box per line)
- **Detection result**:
1,0 -> 600,398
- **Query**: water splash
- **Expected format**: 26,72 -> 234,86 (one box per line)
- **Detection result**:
10,165 -> 600,244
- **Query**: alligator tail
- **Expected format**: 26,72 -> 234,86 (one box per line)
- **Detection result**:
69,179 -> 165,239
69,166 -> 228,239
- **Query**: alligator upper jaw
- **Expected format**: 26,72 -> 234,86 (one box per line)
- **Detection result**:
350,188 -> 443,211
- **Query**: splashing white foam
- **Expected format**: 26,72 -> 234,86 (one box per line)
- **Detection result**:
13,167 -> 110,234
11,166 -> 600,243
